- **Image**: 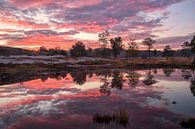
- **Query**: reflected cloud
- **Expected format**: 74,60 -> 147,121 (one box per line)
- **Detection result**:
0,68 -> 194,129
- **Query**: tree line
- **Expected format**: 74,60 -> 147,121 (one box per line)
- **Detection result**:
38,30 -> 195,62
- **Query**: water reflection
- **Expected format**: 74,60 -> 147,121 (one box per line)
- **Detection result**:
181,69 -> 195,96
70,71 -> 87,85
40,72 -> 67,82
126,70 -> 141,88
143,70 -> 157,86
111,71 -> 125,90
100,77 -> 111,96
181,69 -> 192,80
190,69 -> 195,96
0,68 -> 195,129
93,109 -> 129,127
163,68 -> 175,77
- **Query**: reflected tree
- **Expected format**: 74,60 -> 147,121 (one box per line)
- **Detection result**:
100,77 -> 111,96
163,68 -> 175,77
181,69 -> 191,80
95,69 -> 112,78
190,69 -> 195,96
127,70 -> 141,88
40,75 -> 49,82
111,71 -> 125,89
153,69 -> 158,74
143,70 -> 157,86
70,72 -> 87,85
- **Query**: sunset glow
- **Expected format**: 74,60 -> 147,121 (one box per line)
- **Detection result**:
0,0 -> 195,50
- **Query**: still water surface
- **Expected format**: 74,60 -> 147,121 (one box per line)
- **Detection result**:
0,68 -> 195,129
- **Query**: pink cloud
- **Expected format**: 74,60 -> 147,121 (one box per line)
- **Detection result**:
9,0 -> 102,8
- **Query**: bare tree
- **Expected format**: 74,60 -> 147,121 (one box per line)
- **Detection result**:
98,30 -> 110,48
142,38 -> 156,59
127,38 -> 138,58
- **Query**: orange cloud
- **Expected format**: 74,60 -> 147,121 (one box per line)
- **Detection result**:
7,34 -> 75,50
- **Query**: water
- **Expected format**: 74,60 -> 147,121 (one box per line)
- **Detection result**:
0,68 -> 195,129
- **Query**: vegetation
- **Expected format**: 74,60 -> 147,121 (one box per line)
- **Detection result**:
181,118 -> 195,129
163,45 -> 174,59
38,46 -> 67,56
1,30 -> 195,68
98,30 -> 110,48
70,41 -> 87,57
189,36 -> 195,65
143,70 -> 157,86
181,42 -> 191,57
110,37 -> 123,57
127,38 -> 138,58
93,109 -> 129,127
142,38 -> 156,59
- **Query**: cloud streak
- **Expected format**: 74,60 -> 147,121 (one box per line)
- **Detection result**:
0,0 -> 193,49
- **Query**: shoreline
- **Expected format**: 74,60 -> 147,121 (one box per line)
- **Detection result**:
0,58 -> 193,85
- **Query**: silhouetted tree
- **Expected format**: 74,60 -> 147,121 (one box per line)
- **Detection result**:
87,47 -> 93,57
189,36 -> 195,65
110,37 -> 123,57
181,41 -> 190,57
70,41 -> 87,57
48,47 -> 67,56
153,49 -> 157,57
163,45 -> 174,59
181,41 -> 190,49
127,38 -> 138,58
38,46 -> 48,55
98,30 -> 110,48
94,48 -> 111,57
111,71 -> 124,89
142,38 -> 156,59
98,30 -> 110,58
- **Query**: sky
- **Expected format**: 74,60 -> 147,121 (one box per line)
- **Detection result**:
0,0 -> 195,50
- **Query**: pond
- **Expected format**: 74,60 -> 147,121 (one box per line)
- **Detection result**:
0,68 -> 195,129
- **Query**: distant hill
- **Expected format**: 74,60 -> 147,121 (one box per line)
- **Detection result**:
0,46 -> 35,56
